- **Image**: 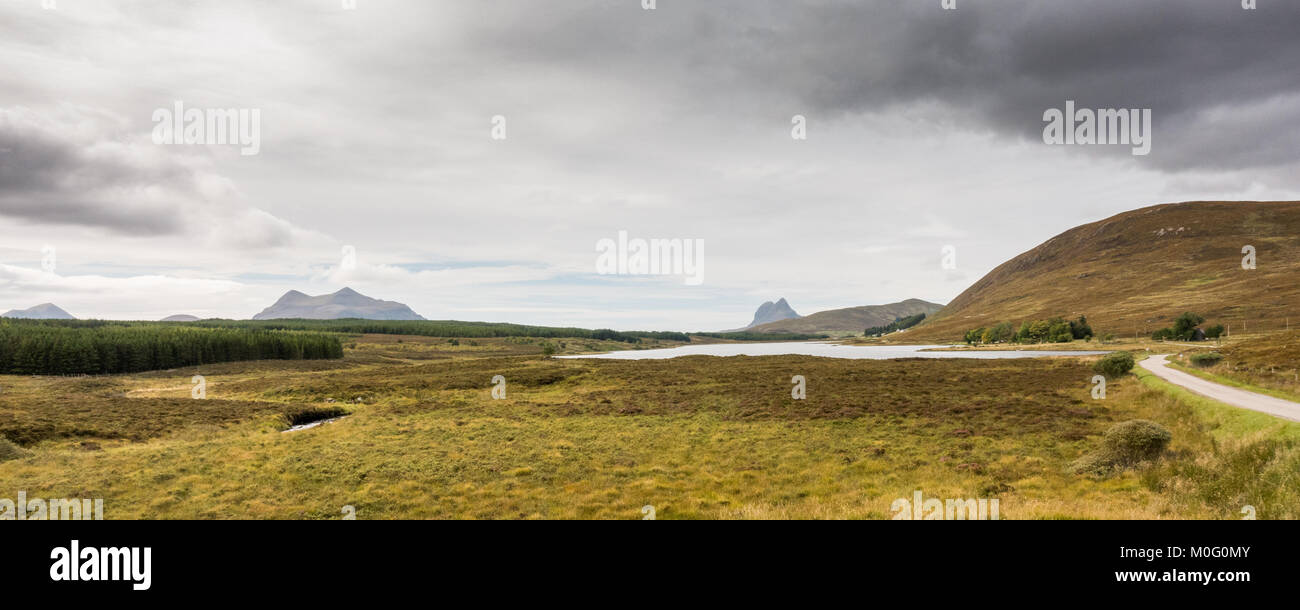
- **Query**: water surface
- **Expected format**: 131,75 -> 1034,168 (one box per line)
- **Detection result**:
559,342 -> 1108,360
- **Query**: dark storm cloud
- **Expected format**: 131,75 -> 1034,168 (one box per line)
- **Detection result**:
430,0 -> 1300,171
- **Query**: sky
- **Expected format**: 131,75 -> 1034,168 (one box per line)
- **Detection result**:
1,0 -> 1299,330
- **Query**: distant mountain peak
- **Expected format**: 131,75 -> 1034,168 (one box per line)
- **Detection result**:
253,288 -> 425,321
160,314 -> 200,322
748,299 -> 944,334
2,303 -> 76,320
745,298 -> 801,329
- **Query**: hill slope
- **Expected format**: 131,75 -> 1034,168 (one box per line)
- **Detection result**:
750,298 -> 943,334
2,303 -> 75,319
909,201 -> 1300,341
253,287 -> 426,320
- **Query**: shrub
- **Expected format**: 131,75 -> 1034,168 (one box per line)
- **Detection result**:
1152,312 -> 1213,342
0,437 -> 27,463
1072,420 -> 1172,475
1102,420 -> 1172,464
1189,352 -> 1224,367
1093,351 -> 1135,378
1204,325 -> 1225,339
541,342 -> 558,357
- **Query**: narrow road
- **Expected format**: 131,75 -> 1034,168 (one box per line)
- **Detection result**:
1139,354 -> 1300,422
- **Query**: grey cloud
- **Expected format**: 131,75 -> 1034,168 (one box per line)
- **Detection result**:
0,107 -> 302,246
371,0 -> 1300,172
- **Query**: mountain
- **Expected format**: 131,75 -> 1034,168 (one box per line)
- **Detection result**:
252,287 -> 426,321
160,315 -> 201,322
1,303 -> 76,319
749,298 -> 944,334
741,298 -> 801,329
908,201 -> 1300,341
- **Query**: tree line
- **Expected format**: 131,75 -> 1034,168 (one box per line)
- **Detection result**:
1151,312 -> 1223,341
965,316 -> 1094,345
865,313 -> 927,337
0,320 -> 342,375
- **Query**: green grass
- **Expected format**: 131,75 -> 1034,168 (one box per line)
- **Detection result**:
1131,358 -> 1300,519
1166,360 -> 1300,404
1134,359 -> 1300,442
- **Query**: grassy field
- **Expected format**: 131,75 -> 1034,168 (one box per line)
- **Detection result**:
1,334 -> 1297,519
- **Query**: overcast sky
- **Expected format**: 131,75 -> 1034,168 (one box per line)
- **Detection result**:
2,0 -> 1298,329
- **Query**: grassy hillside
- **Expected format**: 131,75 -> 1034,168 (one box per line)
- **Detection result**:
910,201 -> 1300,342
750,298 -> 943,334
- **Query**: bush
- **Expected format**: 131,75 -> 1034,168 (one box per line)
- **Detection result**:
1189,352 -> 1224,367
1093,351 -> 1136,378
1069,316 -> 1093,341
1103,420 -> 1173,464
0,437 -> 27,463
541,342 -> 558,357
1152,312 -> 1213,342
1072,420 -> 1172,475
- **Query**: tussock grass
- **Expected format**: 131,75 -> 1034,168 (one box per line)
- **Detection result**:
0,437 -> 27,463
0,335 -> 1294,519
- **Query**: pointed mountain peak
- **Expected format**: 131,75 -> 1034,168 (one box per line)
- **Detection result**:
744,298 -> 801,329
